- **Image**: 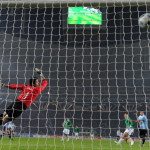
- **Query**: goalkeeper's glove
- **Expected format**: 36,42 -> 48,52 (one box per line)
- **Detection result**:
34,68 -> 45,79
0,82 -> 5,88
34,68 -> 42,74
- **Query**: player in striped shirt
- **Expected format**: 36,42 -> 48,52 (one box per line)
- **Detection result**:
0,68 -> 48,125
137,111 -> 148,147
116,112 -> 134,145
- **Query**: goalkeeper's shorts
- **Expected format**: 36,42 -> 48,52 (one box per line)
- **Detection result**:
0,99 -> 27,125
5,99 -> 27,120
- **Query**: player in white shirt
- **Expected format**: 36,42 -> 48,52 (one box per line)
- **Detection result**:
3,121 -> 15,139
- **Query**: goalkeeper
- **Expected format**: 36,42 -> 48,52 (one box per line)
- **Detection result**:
0,68 -> 48,125
116,112 -> 134,146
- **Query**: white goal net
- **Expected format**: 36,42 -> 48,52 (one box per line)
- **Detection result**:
0,0 -> 150,149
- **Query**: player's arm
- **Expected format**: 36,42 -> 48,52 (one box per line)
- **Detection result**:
5,84 -> 24,90
0,82 -> 24,90
133,116 -> 142,123
133,120 -> 140,123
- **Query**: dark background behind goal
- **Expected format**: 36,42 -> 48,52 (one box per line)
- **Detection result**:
0,4 -> 150,137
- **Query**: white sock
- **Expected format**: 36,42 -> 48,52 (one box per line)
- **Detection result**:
118,138 -> 124,144
129,138 -> 134,145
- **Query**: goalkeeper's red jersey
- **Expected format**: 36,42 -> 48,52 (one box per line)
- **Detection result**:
6,79 -> 48,108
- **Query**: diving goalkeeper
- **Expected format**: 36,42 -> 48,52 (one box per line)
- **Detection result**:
0,68 -> 48,125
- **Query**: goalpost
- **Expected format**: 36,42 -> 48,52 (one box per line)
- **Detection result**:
0,0 -> 150,149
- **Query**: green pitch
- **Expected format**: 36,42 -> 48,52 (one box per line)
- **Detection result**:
0,137 -> 149,150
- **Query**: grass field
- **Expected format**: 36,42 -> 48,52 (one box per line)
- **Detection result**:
0,137 -> 149,150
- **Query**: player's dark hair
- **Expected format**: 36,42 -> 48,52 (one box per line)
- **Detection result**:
29,77 -> 38,86
140,111 -> 144,113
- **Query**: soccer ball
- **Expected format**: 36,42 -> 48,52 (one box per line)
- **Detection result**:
138,13 -> 150,28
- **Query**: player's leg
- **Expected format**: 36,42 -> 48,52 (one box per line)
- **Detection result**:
90,133 -> 94,140
120,132 -> 133,145
0,105 -> 15,125
62,133 -> 69,141
74,132 -> 77,139
7,124 -> 14,140
114,131 -> 123,143
117,131 -> 122,141
66,135 -> 70,141
8,129 -> 13,140
6,99 -> 27,119
61,132 -> 65,141
139,129 -> 147,146
66,130 -> 70,141
126,128 -> 134,145
116,136 -> 120,141
117,129 -> 128,144
118,132 -> 128,144
62,129 -> 70,141
0,130 -> 2,139
62,129 -> 67,141
75,132 -> 79,139
77,133 -> 79,139
117,128 -> 134,145
0,100 -> 27,125
6,100 -> 26,122
127,137 -> 134,145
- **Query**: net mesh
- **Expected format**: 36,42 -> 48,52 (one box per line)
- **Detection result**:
0,1 -> 150,149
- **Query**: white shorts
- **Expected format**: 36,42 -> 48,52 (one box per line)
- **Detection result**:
63,129 -> 70,135
90,134 -> 94,138
75,132 -> 79,136
3,123 -> 14,130
124,128 -> 134,136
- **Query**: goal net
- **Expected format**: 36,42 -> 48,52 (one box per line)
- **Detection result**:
0,0 -> 150,149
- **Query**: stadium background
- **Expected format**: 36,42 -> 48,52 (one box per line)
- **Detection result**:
0,4 -> 150,137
